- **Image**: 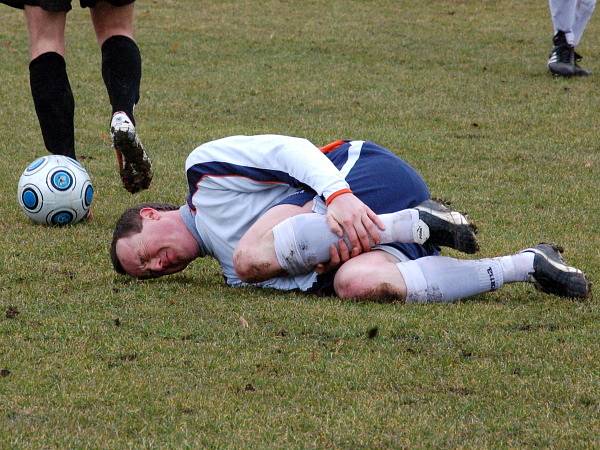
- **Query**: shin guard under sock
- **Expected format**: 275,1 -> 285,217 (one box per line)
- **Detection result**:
29,52 -> 75,158
273,210 -> 428,275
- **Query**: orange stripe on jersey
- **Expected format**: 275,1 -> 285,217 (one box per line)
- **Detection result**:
320,140 -> 346,154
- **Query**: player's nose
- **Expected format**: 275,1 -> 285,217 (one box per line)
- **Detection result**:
149,257 -> 163,271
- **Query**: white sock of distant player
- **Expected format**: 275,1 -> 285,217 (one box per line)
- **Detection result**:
273,209 -> 428,275
573,0 -> 595,46
396,252 -> 535,303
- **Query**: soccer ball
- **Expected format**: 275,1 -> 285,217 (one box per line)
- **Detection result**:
17,155 -> 94,226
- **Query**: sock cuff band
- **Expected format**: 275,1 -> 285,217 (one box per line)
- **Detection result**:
101,34 -> 138,51
273,220 -> 304,274
29,52 -> 65,71
395,260 -> 428,303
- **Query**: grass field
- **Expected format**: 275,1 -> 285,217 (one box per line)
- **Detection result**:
1,0 -> 599,448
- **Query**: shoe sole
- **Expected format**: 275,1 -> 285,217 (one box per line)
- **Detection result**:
112,127 -> 153,193
573,66 -> 591,76
548,62 -> 576,77
416,200 -> 479,254
524,245 -> 591,299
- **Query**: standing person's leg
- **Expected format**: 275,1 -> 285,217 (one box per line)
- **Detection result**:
547,0 -> 590,76
550,0 -> 578,43
25,5 -> 76,158
333,244 -> 591,302
91,1 -> 137,121
573,0 -> 596,45
90,0 -> 152,193
572,0 -> 596,74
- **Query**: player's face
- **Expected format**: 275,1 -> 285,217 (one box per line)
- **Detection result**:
116,209 -> 200,278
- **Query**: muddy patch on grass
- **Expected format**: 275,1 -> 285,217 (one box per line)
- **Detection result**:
367,327 -> 379,339
509,323 -> 560,332
5,307 -> 19,319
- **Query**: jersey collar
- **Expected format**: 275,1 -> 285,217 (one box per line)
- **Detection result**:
179,204 -> 208,257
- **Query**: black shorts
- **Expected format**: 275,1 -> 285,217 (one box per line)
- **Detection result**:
1,0 -> 134,12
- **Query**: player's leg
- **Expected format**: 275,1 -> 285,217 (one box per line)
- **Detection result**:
91,0 -> 137,121
234,202 -> 314,282
318,140 -> 449,264
270,201 -> 478,276
25,5 -> 76,158
234,199 -> 476,283
333,250 -> 408,300
236,141 -> 478,282
90,0 -> 152,193
549,0 -> 578,42
236,207 -> 419,282
90,0 -> 134,44
333,243 -> 591,302
573,0 -> 596,45
266,141 -> 477,278
572,0 -> 595,74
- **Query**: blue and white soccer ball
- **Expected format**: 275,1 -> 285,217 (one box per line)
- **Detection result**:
17,155 -> 94,226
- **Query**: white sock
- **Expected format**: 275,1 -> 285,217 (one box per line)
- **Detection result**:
396,252 -> 538,303
273,210 -> 428,275
379,209 -> 429,245
497,252 -> 535,283
396,256 -> 505,303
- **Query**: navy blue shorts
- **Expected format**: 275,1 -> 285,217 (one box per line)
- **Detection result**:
277,140 -> 439,295
1,0 -> 134,12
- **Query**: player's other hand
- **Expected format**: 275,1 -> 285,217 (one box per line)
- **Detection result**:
326,192 -> 384,257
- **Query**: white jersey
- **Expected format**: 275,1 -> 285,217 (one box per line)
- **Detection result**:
182,134 -> 350,291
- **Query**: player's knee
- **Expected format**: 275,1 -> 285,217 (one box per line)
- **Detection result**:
233,245 -> 271,283
333,264 -> 382,299
333,272 -> 361,299
233,246 -> 254,281
334,260 -> 406,301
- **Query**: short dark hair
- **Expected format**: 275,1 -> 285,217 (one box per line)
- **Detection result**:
110,202 -> 180,275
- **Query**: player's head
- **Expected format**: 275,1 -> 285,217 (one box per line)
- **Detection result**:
111,203 -> 200,278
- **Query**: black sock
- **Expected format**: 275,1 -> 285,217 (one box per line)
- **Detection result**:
29,52 -> 76,158
101,35 -> 141,125
553,30 -> 568,46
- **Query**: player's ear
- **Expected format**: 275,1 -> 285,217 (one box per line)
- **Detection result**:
139,207 -> 160,220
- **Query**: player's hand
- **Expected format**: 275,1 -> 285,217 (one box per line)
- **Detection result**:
314,240 -> 351,274
326,192 -> 384,257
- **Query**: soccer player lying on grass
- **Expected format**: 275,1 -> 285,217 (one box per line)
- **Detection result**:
110,135 -> 591,302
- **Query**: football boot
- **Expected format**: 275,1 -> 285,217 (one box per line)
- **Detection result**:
520,243 -> 591,299
111,111 -> 153,193
415,199 -> 479,254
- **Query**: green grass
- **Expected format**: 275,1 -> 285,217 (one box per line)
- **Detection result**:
1,0 -> 599,448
